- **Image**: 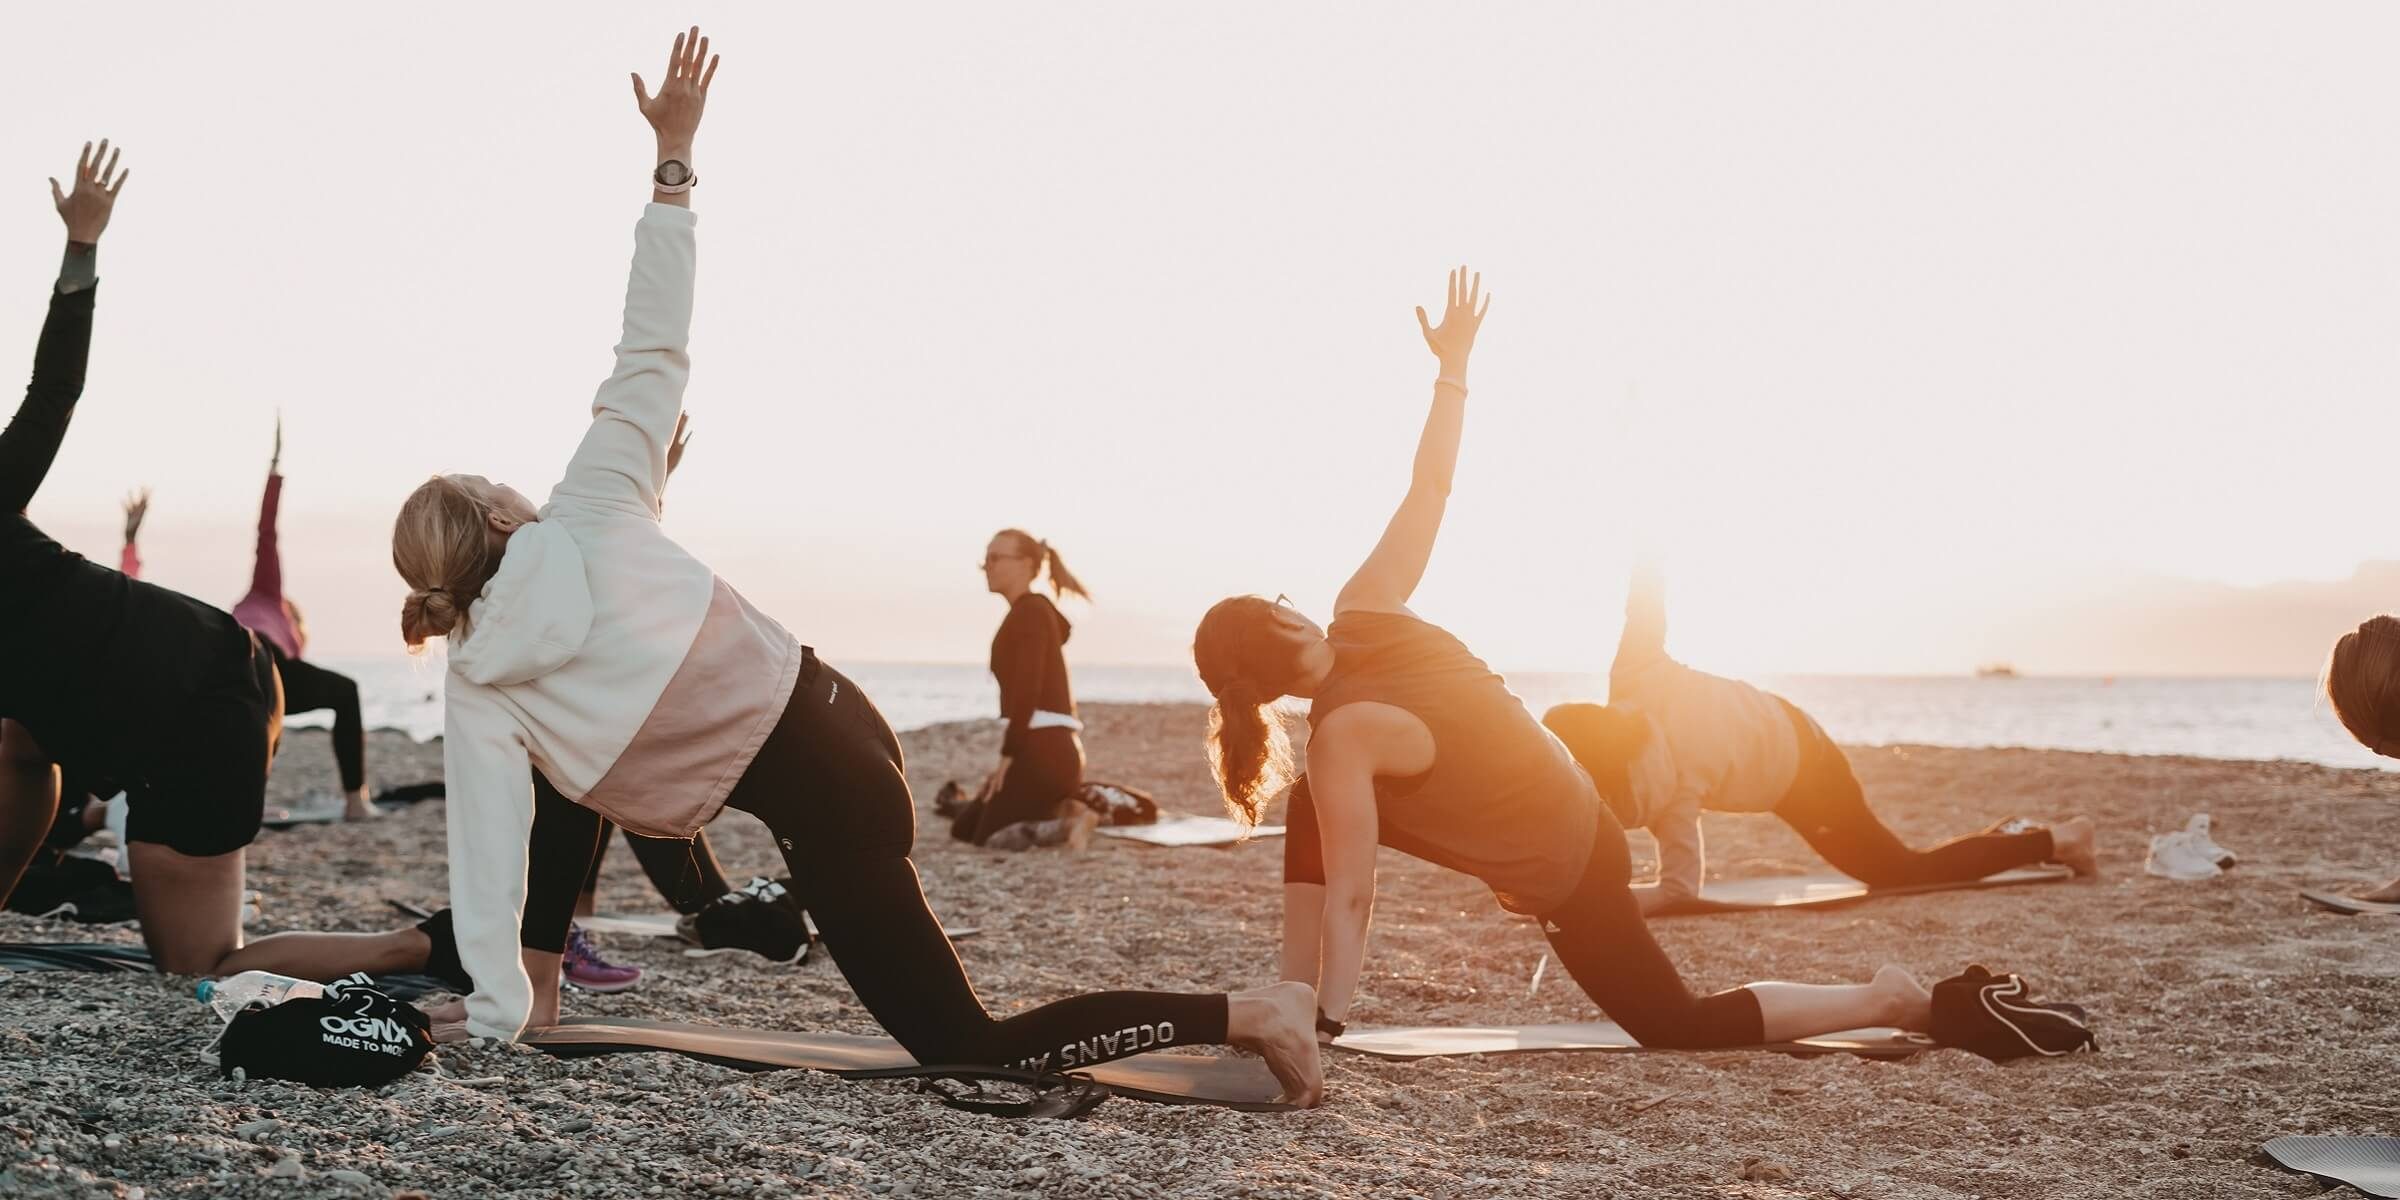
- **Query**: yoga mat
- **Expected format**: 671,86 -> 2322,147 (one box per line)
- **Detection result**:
0,941 -> 155,974
2263,1136 -> 2400,1199
1100,816 -> 1285,848
1333,1021 -> 1932,1061
259,793 -> 387,829
0,942 -> 451,1001
524,1017 -> 1292,1112
577,911 -> 980,942
2300,889 -> 2400,917
1652,865 -> 2074,917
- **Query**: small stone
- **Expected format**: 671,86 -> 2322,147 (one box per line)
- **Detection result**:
555,1117 -> 593,1134
424,1125 -> 463,1140
1738,1158 -> 1794,1183
326,1169 -> 374,1186
268,1154 -> 304,1180
100,1134 -> 123,1150
235,1119 -> 282,1140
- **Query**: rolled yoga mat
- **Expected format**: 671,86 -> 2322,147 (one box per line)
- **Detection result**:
2262,1136 -> 2400,1199
1333,1021 -> 1933,1061
1650,864 -> 2075,917
1100,816 -> 1285,848
524,1017 -> 1293,1112
2299,889 -> 2400,917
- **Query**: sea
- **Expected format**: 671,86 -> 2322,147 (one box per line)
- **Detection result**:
305,655 -> 2390,772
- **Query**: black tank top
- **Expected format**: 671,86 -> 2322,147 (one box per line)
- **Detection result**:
1307,610 -> 1600,914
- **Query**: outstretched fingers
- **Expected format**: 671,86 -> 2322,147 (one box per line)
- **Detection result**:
700,52 -> 720,91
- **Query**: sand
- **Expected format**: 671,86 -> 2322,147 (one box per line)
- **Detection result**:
3,703 -> 2397,1198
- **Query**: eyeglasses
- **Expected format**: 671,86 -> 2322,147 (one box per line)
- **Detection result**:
980,553 -> 1031,569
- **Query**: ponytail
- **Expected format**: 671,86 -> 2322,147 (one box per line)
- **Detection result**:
1038,539 -> 1091,603
1194,594 -> 1308,827
1207,678 -> 1292,827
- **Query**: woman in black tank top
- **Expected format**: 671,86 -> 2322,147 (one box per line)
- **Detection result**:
1191,268 -> 1937,1058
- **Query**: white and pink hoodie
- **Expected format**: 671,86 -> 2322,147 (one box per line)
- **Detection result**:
441,204 -> 800,1041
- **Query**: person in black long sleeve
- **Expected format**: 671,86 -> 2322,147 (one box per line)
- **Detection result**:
0,143 -> 289,975
949,529 -> 1094,849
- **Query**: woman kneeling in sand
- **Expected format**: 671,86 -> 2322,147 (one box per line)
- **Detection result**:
1194,267 -> 1935,1055
1540,566 -> 2097,914
393,29 -> 1320,1104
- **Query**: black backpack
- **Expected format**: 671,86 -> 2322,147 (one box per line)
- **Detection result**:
218,973 -> 434,1087
1930,964 -> 2096,1062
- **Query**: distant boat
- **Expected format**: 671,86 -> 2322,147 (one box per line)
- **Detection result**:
1975,663 -> 2020,679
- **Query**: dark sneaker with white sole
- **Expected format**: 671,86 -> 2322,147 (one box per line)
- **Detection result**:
675,877 -> 811,964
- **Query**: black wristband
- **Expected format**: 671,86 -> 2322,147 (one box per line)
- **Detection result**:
1315,1013 -> 1345,1039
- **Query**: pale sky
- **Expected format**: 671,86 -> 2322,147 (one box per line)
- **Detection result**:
6,3 -> 2398,676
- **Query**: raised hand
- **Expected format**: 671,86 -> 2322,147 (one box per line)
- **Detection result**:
51,141 -> 129,244
122,487 -> 151,544
666,412 -> 692,478
631,26 -> 719,152
1413,266 -> 1491,376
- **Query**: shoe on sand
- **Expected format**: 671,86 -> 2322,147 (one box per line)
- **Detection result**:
675,878 -> 810,964
562,924 -> 643,993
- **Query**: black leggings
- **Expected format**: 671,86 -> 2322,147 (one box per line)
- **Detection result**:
1772,700 -> 2051,888
725,649 -> 1224,1070
1539,807 -> 1765,1049
947,726 -> 1084,845
581,820 -> 734,914
270,648 -> 363,793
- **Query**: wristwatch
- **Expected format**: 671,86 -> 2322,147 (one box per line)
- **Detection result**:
652,159 -> 698,194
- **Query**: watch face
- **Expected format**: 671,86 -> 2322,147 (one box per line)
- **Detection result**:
656,160 -> 691,185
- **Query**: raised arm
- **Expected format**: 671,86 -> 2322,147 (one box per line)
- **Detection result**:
1334,267 -> 1491,616
119,487 -> 149,578
1,142 -> 125,515
549,29 -> 719,520
1613,561 -> 1669,674
244,420 -> 284,603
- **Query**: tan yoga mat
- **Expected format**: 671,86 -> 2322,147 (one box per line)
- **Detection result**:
578,912 -> 981,940
1651,864 -> 2075,917
2300,889 -> 2400,916
524,1017 -> 1293,1111
1333,1021 -> 1933,1061
1100,816 -> 1285,848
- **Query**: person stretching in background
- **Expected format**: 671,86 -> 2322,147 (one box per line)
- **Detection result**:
945,530 -> 1096,850
0,141 -> 292,976
1195,267 -> 1943,1059
233,419 -> 373,820
2318,617 -> 2400,904
1541,564 -> 2096,914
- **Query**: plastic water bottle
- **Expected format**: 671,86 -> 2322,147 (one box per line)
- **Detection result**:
195,971 -> 322,1023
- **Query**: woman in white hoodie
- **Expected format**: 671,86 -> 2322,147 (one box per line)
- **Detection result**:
389,28 -> 1321,1104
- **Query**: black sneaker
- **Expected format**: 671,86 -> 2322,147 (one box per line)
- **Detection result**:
675,877 -> 811,964
932,780 -> 973,819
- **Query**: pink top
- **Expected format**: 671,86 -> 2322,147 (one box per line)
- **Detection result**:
230,472 -> 302,659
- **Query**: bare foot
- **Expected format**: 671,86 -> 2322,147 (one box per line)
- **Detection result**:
1875,965 -> 1934,1032
342,787 -> 380,822
2049,816 -> 2098,878
1227,980 -> 1324,1107
1056,799 -> 1101,852
2355,877 -> 2400,904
